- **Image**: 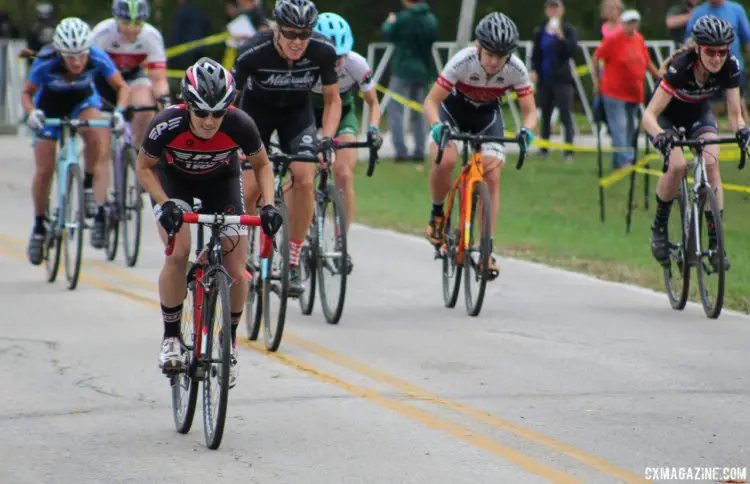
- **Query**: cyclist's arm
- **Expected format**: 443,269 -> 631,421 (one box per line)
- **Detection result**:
423,83 -> 450,127
517,92 -> 538,131
245,147 -> 275,206
105,71 -> 130,112
145,29 -> 170,99
362,88 -> 381,128
726,87 -> 746,131
20,80 -> 38,113
320,83 -> 342,138
135,150 -> 169,204
641,87 -> 673,137
148,67 -> 170,99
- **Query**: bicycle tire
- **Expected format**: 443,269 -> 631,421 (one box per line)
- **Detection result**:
463,182 -> 491,316
172,265 -> 199,434
442,186 -> 462,308
262,201 -> 290,351
696,186 -> 725,319
245,224 -> 261,341
64,164 -> 85,290
202,271 -> 232,450
317,184 -> 348,325
45,171 -> 62,283
121,146 -> 143,267
663,179 -> 690,310
298,220 -> 317,315
104,204 -> 119,262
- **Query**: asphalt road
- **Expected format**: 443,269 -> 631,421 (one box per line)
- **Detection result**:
1,135 -> 748,484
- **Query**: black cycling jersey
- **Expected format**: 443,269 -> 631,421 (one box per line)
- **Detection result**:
660,50 -> 741,119
231,29 -> 338,109
141,104 -> 263,179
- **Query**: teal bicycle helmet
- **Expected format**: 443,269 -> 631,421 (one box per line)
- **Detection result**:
314,12 -> 353,56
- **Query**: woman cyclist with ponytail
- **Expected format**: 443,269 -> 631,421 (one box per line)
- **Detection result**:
642,15 -> 750,271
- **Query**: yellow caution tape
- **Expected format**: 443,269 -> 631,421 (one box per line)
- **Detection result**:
164,32 -> 231,58
599,155 -> 659,188
632,167 -> 750,194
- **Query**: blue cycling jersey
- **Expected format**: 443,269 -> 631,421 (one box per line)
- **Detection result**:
28,45 -> 117,94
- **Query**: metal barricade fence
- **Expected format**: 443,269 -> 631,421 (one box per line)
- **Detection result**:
1,39 -> 28,135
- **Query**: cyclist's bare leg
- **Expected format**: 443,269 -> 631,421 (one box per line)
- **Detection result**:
31,139 -> 57,222
700,132 -> 723,208
157,222 -> 190,307
79,107 -> 107,206
428,141 -> 458,203
333,133 -> 357,230
286,162 -> 315,243
221,232 -> 249,314
129,83 -> 156,148
242,169 -> 260,215
655,148 -> 688,201
482,154 -> 504,234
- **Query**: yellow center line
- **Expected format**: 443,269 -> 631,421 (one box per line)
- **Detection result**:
0,233 -> 645,482
0,242 -> 582,483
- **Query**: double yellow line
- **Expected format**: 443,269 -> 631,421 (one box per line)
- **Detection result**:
0,234 -> 646,483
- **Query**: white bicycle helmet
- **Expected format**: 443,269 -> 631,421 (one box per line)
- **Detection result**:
53,17 -> 93,54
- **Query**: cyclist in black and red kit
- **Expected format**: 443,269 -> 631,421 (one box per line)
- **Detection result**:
135,57 -> 282,387
232,0 -> 342,295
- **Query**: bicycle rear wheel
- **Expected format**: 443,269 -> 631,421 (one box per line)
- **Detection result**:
663,179 -> 690,310
298,220 -> 317,315
262,201 -> 290,351
696,186 -> 725,319
63,164 -> 85,290
172,266 -> 199,434
317,184 -> 348,325
121,146 -> 143,267
442,186 -> 462,308
202,271 -> 232,450
245,224 -> 262,341
463,182 -> 491,316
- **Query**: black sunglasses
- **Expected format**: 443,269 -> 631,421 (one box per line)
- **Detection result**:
191,108 -> 227,119
279,28 -> 313,40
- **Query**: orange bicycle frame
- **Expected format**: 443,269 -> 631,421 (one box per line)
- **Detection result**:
441,151 -> 485,264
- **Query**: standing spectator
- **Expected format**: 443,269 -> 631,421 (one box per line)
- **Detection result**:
685,0 -> 750,120
25,3 -> 56,67
531,0 -> 579,162
600,0 -> 624,39
381,0 -> 438,162
237,0 -> 270,32
592,10 -> 660,170
666,0 -> 700,47
170,0 -> 211,71
0,10 -> 20,112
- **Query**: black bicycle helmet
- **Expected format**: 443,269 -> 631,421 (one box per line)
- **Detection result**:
181,57 -> 236,111
692,15 -> 735,46
474,12 -> 519,56
274,0 -> 318,29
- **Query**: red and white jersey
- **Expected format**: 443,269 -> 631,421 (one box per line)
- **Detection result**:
91,19 -> 167,75
436,46 -> 533,106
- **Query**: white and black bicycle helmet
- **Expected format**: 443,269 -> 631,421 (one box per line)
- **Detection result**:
112,0 -> 150,22
692,15 -> 735,46
181,57 -> 237,111
53,17 -> 92,54
474,12 -> 519,56
274,0 -> 318,29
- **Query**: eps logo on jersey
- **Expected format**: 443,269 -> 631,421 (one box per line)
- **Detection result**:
148,117 -> 181,140
168,150 -> 234,173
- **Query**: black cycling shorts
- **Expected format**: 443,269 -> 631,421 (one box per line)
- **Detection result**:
94,68 -> 149,111
239,100 -> 318,170
437,96 -> 506,160
150,166 -> 247,236
657,110 -> 718,139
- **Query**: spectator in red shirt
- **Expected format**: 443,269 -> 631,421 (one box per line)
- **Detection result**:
592,10 -> 660,169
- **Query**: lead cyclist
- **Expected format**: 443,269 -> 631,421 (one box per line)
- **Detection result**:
423,12 -> 537,279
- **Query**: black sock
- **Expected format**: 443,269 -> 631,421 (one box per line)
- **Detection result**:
431,203 -> 444,217
95,205 -> 106,221
33,215 -> 46,234
230,312 -> 242,344
654,195 -> 673,228
83,172 -> 94,189
162,303 -> 183,338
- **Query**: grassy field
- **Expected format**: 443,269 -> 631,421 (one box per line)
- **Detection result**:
350,150 -> 750,313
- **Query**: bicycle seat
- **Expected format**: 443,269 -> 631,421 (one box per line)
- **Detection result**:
192,197 -> 202,213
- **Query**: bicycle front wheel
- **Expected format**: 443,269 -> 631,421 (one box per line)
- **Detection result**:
696,185 -> 725,319
442,186 -> 462,308
172,265 -> 199,434
246,222 -> 262,341
262,200 -> 290,351
202,271 -> 232,450
63,164 -> 85,290
663,179 -> 690,310
121,146 -> 143,267
45,171 -> 62,283
463,181 -> 491,316
298,220 -> 317,315
317,184 -> 348,325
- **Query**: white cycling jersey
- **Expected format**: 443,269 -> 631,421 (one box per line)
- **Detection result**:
436,46 -> 533,107
311,50 -> 375,96
91,18 -> 167,76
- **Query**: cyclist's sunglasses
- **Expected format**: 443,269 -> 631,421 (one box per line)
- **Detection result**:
60,50 -> 89,60
117,19 -> 144,27
191,108 -> 227,119
702,46 -> 729,58
279,28 -> 313,40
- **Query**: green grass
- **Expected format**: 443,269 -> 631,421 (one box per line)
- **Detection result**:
350,151 -> 750,313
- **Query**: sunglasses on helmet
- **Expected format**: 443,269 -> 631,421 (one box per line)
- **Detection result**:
279,28 -> 313,40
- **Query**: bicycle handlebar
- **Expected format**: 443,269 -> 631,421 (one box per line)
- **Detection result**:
43,118 -> 113,129
661,136 -> 747,172
333,138 -> 380,177
164,212 -> 266,256
435,122 -> 528,170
